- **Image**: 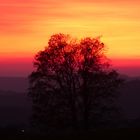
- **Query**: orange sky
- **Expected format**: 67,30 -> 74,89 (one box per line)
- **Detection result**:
0,0 -> 140,76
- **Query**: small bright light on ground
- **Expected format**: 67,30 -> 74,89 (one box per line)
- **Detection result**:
21,129 -> 25,133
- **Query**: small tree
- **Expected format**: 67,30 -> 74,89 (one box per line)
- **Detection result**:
28,33 -> 122,131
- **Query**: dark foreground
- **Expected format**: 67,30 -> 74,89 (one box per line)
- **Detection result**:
1,128 -> 140,140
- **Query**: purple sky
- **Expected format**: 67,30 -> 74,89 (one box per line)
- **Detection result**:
0,58 -> 140,77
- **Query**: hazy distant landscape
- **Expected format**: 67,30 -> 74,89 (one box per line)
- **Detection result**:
0,75 -> 140,129
0,77 -> 28,93
0,77 -> 31,128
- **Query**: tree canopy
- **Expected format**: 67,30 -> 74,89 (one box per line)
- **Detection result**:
28,33 -> 122,132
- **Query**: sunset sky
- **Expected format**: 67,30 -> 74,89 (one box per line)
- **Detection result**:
0,0 -> 140,76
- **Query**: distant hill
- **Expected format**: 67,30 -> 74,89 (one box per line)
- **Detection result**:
0,91 -> 31,127
0,75 -> 140,127
0,77 -> 30,126
119,74 -> 140,81
0,75 -> 139,93
119,78 -> 140,119
0,77 -> 28,93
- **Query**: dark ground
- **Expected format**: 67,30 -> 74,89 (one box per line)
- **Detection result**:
0,128 -> 140,139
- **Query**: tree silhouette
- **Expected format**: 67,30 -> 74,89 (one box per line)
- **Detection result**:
28,33 -> 122,132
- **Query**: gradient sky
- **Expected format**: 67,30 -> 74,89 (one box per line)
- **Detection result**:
0,0 -> 140,76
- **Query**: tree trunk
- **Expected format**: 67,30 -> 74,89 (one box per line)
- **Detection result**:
83,78 -> 89,130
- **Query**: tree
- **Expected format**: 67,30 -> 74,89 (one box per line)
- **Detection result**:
28,33 -> 122,131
